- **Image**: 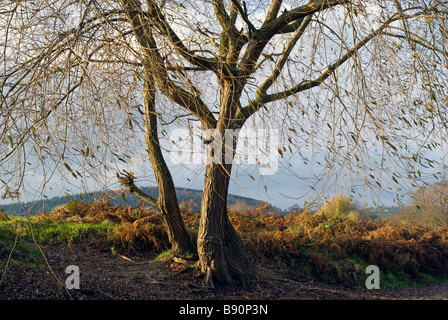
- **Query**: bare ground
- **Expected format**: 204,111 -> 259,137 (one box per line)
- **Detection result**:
1,244 -> 447,301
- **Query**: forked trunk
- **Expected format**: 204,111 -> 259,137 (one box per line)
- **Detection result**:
198,161 -> 255,287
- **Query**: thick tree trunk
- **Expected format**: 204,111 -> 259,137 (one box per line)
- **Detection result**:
143,71 -> 196,258
197,161 -> 255,287
196,79 -> 255,286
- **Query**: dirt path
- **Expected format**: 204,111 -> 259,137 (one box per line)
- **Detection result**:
1,244 -> 447,300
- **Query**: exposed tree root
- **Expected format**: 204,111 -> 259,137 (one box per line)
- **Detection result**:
204,267 -> 215,289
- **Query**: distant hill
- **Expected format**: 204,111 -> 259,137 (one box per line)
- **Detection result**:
1,187 -> 269,216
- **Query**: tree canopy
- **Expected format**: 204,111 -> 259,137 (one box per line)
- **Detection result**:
1,1 -> 447,203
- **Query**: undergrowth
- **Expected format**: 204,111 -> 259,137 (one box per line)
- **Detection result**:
230,207 -> 448,287
1,198 -> 448,288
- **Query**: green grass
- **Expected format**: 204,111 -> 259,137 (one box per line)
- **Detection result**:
379,270 -> 448,289
155,250 -> 173,261
0,226 -> 45,268
154,249 -> 196,261
26,220 -> 115,245
420,273 -> 448,285
0,213 -> 118,271
300,247 -> 448,289
0,215 -> 115,247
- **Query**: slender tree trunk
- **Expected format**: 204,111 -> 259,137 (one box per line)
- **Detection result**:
143,70 -> 196,257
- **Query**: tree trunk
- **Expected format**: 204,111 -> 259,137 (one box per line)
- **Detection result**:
156,177 -> 196,258
143,71 -> 196,258
197,160 -> 255,287
196,79 -> 255,286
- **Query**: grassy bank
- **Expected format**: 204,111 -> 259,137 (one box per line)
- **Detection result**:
1,198 -> 448,288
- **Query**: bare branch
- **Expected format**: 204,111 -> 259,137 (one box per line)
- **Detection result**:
120,0 -> 217,130
238,0 -> 348,78
256,15 -> 313,96
117,171 -> 158,207
264,0 -> 283,23
229,0 -> 257,33
146,0 -> 219,71
238,13 -> 403,121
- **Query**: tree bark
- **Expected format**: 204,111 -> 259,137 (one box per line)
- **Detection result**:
197,148 -> 255,287
143,70 -> 196,258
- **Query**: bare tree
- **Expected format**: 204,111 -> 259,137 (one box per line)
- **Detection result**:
392,181 -> 448,228
1,0 -> 448,286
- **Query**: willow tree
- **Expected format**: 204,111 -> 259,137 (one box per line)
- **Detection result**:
1,0 -> 448,286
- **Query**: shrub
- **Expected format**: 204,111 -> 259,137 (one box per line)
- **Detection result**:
316,194 -> 361,222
